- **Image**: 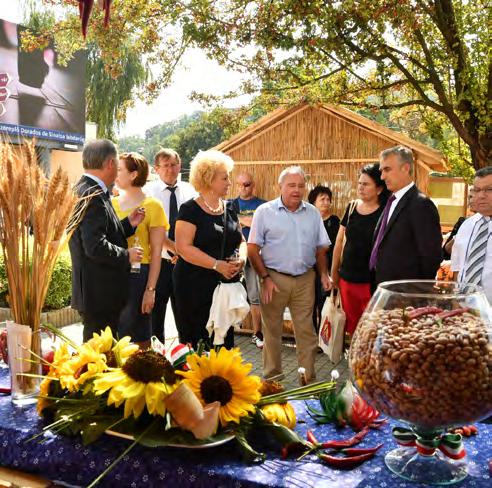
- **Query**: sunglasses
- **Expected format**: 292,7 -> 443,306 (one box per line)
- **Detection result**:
239,182 -> 252,187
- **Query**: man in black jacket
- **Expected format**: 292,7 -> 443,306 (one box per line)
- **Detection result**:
69,139 -> 144,341
369,146 -> 442,286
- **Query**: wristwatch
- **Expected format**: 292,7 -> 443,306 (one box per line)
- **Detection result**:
259,273 -> 270,284
212,260 -> 219,271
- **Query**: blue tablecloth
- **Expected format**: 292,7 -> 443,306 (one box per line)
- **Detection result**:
0,368 -> 490,488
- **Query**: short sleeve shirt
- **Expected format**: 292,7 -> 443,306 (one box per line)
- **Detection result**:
112,196 -> 169,264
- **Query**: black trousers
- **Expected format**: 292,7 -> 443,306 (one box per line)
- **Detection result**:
80,311 -> 120,343
152,259 -> 177,342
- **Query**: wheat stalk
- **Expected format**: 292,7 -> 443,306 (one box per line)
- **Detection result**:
0,139 -> 87,389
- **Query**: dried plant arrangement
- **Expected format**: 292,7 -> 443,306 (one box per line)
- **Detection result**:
0,140 -> 86,394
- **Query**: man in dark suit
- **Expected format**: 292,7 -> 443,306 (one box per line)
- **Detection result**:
369,146 -> 442,286
69,139 -> 144,341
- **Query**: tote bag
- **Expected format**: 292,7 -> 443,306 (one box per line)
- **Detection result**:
318,292 -> 346,363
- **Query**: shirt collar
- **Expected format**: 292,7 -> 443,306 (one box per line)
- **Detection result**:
393,181 -> 415,201
83,173 -> 108,194
277,197 -> 306,212
157,178 -> 179,191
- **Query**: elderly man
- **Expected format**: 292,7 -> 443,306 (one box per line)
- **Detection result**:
144,148 -> 197,341
231,172 -> 266,348
69,139 -> 144,342
369,146 -> 442,286
248,166 -> 331,383
452,167 -> 492,303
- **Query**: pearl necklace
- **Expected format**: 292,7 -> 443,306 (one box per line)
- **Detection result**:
202,196 -> 223,213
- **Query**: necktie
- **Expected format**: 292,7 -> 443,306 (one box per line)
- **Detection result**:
369,194 -> 396,270
463,216 -> 490,285
167,186 -> 178,241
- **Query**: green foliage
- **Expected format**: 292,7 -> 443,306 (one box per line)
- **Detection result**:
178,0 -> 490,168
86,43 -> 149,139
0,252 -> 72,311
118,110 -> 231,170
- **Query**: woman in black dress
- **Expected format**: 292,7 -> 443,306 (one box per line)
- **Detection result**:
331,164 -> 389,336
308,185 -> 340,331
173,150 -> 245,349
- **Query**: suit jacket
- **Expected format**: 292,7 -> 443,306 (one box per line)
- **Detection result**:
69,175 -> 135,318
374,185 -> 442,285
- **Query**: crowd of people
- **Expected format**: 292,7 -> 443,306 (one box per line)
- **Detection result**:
69,139 -> 492,384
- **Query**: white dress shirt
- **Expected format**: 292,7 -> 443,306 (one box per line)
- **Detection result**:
388,182 -> 415,220
143,178 -> 197,258
452,212 -> 492,304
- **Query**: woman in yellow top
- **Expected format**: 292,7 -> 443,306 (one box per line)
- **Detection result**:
113,152 -> 170,347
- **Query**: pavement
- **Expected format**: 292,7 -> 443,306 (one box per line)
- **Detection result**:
57,304 -> 349,391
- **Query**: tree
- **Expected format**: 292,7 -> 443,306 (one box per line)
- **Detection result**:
31,1 -> 490,170
180,1 -> 490,169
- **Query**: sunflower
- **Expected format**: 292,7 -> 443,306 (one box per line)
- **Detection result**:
59,343 -> 108,393
93,350 -> 178,418
86,326 -> 138,366
58,328 -> 139,393
178,348 -> 261,427
37,343 -> 72,415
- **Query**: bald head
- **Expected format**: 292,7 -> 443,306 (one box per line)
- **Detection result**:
237,172 -> 256,199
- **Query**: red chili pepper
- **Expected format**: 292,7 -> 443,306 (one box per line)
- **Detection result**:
0,387 -> 11,394
469,425 -> 478,435
407,306 -> 443,319
437,308 -> 469,319
369,418 -> 388,429
462,426 -> 471,437
281,442 -> 306,459
321,427 -> 370,449
306,430 -> 319,446
341,443 -> 383,456
319,451 -> 376,468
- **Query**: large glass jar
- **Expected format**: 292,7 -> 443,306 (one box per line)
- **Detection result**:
349,280 -> 492,485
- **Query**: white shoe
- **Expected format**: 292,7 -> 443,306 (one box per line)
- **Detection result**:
251,334 -> 264,349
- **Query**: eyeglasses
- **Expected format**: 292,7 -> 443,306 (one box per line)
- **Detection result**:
470,187 -> 492,196
239,182 -> 252,187
155,163 -> 179,169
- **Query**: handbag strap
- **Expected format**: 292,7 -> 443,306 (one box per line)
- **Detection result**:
346,199 -> 357,226
220,200 -> 228,260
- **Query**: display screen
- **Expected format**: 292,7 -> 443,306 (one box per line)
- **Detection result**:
0,19 -> 85,144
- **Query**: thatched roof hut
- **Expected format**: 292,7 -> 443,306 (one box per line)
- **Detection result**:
216,103 -> 447,217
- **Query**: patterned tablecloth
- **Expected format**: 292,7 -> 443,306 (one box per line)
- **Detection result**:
0,368 -> 490,488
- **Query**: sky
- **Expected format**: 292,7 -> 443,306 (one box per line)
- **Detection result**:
0,1 -> 248,138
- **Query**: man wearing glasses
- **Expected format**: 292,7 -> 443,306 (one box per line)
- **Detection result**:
452,167 -> 492,304
144,148 -> 197,341
231,172 -> 266,348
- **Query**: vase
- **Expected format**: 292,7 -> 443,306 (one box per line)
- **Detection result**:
6,321 -> 41,406
349,280 -> 492,485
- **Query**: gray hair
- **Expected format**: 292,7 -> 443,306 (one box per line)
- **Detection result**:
475,166 -> 492,178
278,165 -> 306,185
82,139 -> 117,170
380,146 -> 414,175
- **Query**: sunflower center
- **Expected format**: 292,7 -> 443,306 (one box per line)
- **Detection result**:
105,350 -> 117,368
200,375 -> 233,406
122,350 -> 177,384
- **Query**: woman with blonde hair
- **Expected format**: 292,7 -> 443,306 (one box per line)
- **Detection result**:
173,150 -> 246,348
113,152 -> 171,348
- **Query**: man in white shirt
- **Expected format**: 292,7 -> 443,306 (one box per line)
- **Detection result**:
144,148 -> 197,341
248,166 -> 331,383
369,146 -> 442,286
452,167 -> 492,304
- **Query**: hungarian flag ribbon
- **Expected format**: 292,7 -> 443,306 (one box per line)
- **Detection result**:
392,427 -> 466,460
